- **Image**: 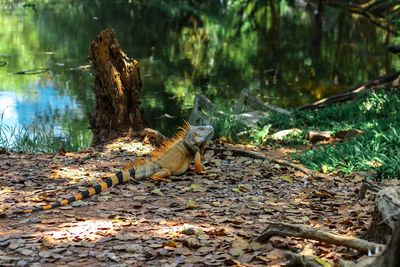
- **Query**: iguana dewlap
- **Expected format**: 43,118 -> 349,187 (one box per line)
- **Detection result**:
5,124 -> 213,216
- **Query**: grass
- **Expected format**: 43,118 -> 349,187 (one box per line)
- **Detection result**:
2,89 -> 400,178
276,91 -> 400,179
0,119 -> 92,153
209,90 -> 400,179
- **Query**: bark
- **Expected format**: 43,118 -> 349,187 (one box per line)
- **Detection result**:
253,221 -> 384,253
368,186 -> 400,243
340,226 -> 400,267
89,29 -> 145,145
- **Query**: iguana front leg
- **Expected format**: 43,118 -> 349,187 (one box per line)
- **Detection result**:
194,148 -> 203,174
150,168 -> 172,183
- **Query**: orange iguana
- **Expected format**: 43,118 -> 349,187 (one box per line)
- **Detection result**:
3,124 -> 213,216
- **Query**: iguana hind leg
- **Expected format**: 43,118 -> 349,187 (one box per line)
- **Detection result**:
150,168 -> 172,183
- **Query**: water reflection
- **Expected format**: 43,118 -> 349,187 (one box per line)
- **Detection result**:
0,85 -> 86,139
0,0 -> 398,150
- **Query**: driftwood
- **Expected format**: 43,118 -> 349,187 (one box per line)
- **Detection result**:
89,30 -> 145,145
253,221 -> 384,253
298,71 -> 400,110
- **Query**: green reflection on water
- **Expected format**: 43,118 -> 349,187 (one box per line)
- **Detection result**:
0,0 -> 398,150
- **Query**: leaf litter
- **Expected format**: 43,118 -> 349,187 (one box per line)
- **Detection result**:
0,139 -> 377,266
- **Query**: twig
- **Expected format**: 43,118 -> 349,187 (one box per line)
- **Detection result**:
253,221 -> 385,253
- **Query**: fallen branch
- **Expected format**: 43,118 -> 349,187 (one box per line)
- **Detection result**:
211,147 -> 332,179
253,221 -> 384,253
298,71 -> 400,110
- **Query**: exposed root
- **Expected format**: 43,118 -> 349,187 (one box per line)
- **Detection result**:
252,221 -> 384,253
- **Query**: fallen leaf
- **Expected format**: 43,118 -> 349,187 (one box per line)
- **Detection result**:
322,164 -> 328,173
186,199 -> 198,209
164,240 -> 177,248
190,183 -> 207,192
151,188 -> 162,195
279,175 -> 293,183
19,248 -> 33,256
229,237 -> 249,257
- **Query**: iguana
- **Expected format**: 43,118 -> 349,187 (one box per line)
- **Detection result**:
4,124 -> 213,216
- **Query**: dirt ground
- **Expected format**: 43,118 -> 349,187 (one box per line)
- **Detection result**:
0,139 -> 377,266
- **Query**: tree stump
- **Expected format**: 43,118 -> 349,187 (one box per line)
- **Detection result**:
89,29 -> 145,145
368,186 -> 400,243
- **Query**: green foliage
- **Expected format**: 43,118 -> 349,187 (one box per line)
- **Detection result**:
207,90 -> 400,179
249,124 -> 272,145
208,111 -> 248,142
264,91 -> 400,179
2,0 -> 400,151
0,117 -> 92,153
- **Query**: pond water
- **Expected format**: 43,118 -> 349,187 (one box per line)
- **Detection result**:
0,1 -> 399,150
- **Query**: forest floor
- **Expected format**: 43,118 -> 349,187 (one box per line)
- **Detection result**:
0,138 -> 381,266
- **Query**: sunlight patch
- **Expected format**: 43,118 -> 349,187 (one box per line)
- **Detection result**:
47,219 -> 115,242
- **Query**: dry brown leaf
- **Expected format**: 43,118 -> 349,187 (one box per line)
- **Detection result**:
229,237 -> 249,257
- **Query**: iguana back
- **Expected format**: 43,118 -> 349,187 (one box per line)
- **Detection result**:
2,124 -> 213,216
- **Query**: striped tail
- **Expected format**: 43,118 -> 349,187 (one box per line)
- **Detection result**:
14,169 -> 135,215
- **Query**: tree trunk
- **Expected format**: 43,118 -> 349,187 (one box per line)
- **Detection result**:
89,29 -> 145,145
368,186 -> 400,244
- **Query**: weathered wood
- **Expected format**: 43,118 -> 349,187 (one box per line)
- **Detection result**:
368,186 -> 400,243
283,225 -> 400,267
340,226 -> 400,267
89,30 -> 145,145
365,226 -> 400,267
253,221 -> 384,253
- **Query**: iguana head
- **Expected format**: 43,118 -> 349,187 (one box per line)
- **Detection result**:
183,124 -> 214,152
